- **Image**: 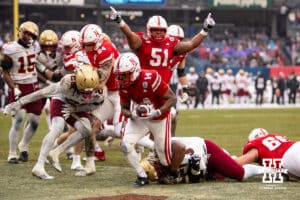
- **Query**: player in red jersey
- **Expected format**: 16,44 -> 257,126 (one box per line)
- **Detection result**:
109,7 -> 215,92
1,21 -> 43,164
235,128 -> 300,179
113,52 -> 178,187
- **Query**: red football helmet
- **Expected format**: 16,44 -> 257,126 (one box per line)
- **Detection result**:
146,15 -> 168,42
114,52 -> 141,89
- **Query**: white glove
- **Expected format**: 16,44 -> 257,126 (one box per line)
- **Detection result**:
138,104 -> 161,119
3,101 -> 22,116
13,87 -> 22,100
109,6 -> 123,24
61,104 -> 76,119
203,13 -> 215,32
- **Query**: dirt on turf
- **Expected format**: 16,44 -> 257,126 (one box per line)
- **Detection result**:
79,194 -> 168,200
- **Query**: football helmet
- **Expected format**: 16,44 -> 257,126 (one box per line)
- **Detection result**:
18,21 -> 39,45
113,52 -> 140,89
60,30 -> 81,55
79,24 -> 103,52
248,128 -> 269,141
167,25 -> 184,40
146,15 -> 168,42
218,69 -> 225,75
75,64 -> 99,93
140,158 -> 158,182
39,30 -> 58,55
227,69 -> 233,75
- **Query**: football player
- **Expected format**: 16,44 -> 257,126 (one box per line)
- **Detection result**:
36,29 -> 63,130
113,52 -> 178,187
167,25 -> 189,136
1,21 -> 42,164
141,136 -> 272,184
4,64 -> 106,179
235,128 -> 300,179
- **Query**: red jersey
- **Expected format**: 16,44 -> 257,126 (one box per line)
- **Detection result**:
242,134 -> 295,165
85,40 -> 119,91
119,69 -> 170,120
135,32 -> 179,83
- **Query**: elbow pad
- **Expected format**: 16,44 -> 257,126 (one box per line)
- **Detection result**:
177,68 -> 186,78
52,73 -> 63,82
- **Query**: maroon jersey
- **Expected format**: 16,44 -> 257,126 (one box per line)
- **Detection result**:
135,32 -> 179,84
119,69 -> 170,120
86,40 -> 119,91
242,134 -> 295,165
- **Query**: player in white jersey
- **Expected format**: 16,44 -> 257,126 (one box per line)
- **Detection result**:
37,29 -> 64,130
1,21 -> 42,164
235,69 -> 249,104
4,64 -> 105,179
224,69 -> 235,104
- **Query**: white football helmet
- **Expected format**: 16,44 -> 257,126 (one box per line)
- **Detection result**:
60,30 -> 80,55
146,15 -> 168,42
167,25 -> 184,40
79,24 -> 103,51
248,128 -> 269,141
113,52 -> 141,89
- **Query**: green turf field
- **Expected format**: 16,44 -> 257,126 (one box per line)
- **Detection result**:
0,108 -> 300,200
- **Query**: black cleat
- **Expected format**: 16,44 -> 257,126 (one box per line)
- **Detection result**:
132,176 -> 149,187
8,158 -> 19,164
18,151 -> 28,162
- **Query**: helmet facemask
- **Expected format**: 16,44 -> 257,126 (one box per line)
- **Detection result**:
147,16 -> 168,43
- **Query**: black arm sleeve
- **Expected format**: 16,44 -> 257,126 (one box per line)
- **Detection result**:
1,55 -> 13,70
177,68 -> 186,78
51,72 -> 63,82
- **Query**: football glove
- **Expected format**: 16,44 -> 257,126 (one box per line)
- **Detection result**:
202,13 -> 215,32
4,101 -> 22,116
109,6 -> 123,24
189,154 -> 201,175
13,87 -> 22,100
137,104 -> 161,119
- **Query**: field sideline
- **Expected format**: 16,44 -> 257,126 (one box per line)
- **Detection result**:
0,108 -> 300,200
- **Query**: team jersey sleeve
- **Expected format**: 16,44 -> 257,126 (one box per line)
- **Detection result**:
151,71 -> 169,96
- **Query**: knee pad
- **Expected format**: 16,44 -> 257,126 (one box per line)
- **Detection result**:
13,110 -> 26,130
27,113 -> 40,132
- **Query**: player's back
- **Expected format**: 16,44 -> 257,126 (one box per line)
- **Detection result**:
242,134 -> 295,165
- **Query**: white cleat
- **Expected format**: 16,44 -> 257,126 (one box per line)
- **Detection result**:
48,150 -> 62,172
32,165 -> 54,180
75,167 -> 96,176
71,163 -> 84,171
75,157 -> 96,176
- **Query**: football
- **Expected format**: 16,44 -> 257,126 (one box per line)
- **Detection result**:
136,104 -> 150,117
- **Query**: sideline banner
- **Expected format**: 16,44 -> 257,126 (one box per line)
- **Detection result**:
270,66 -> 300,78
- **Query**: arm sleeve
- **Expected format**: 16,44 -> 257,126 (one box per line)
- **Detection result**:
18,83 -> 60,105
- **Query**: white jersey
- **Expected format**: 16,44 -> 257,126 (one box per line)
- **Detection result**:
2,41 -> 39,84
235,74 -> 248,90
224,74 -> 235,91
18,74 -> 107,111
171,137 -> 207,166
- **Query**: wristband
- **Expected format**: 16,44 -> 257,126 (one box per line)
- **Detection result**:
156,109 -> 162,116
119,20 -> 126,27
200,29 -> 208,36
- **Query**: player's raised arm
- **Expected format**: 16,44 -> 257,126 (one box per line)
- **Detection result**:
174,13 -> 215,55
109,6 -> 142,51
